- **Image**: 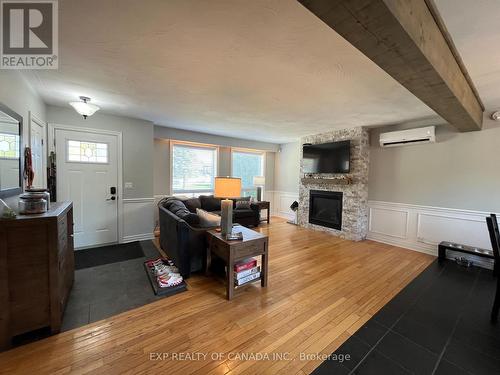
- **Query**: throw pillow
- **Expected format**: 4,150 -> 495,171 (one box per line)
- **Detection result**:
196,208 -> 221,228
182,197 -> 201,213
199,195 -> 222,211
232,196 -> 251,209
165,199 -> 200,225
235,200 -> 251,210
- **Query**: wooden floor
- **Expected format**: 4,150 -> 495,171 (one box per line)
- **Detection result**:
0,218 -> 434,375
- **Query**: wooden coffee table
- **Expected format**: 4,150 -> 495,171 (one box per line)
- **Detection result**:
206,225 -> 269,300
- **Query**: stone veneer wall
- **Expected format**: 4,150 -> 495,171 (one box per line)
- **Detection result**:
298,127 -> 369,241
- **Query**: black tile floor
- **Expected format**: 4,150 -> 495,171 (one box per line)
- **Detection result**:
61,240 -> 165,331
313,260 -> 500,375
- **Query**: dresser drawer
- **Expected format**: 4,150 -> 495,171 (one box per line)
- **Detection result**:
233,241 -> 266,260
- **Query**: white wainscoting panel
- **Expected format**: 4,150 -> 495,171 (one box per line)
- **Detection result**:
367,201 -> 498,269
122,198 -> 155,243
416,212 -> 492,249
265,191 -> 299,221
369,207 -> 409,239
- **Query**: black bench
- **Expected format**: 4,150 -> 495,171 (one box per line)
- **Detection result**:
438,241 -> 496,274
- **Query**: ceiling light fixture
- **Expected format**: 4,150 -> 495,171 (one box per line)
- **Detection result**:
491,111 -> 500,121
69,96 -> 100,119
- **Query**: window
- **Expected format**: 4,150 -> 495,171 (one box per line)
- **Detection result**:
231,149 -> 264,199
0,133 -> 20,159
172,143 -> 217,196
67,140 -> 108,163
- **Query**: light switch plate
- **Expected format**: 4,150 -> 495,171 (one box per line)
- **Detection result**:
124,182 -> 134,189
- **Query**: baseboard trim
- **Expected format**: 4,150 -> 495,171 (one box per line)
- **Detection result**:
273,212 -> 295,221
123,198 -> 155,203
122,233 -> 155,243
367,233 -> 437,255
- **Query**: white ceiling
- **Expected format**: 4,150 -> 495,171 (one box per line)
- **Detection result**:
25,0 -> 498,143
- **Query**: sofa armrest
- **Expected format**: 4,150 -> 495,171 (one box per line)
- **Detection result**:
159,205 -> 216,278
159,206 -> 192,277
250,203 -> 261,225
250,203 -> 260,213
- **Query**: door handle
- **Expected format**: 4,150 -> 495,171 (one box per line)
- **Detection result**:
106,196 -> 116,201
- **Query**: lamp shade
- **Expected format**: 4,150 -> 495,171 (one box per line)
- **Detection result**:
253,175 -> 265,186
69,101 -> 100,117
214,177 -> 241,198
69,96 -> 100,119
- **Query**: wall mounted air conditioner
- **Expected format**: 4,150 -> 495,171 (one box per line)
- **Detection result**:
379,126 -> 436,148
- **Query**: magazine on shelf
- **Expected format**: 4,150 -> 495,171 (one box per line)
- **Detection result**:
235,272 -> 261,286
234,266 -> 260,280
234,258 -> 257,273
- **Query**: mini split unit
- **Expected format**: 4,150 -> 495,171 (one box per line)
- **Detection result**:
379,126 -> 436,148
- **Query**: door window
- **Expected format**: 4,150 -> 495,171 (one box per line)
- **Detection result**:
67,140 -> 108,163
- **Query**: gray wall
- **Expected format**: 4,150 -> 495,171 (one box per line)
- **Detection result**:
154,126 -> 279,152
154,139 -> 170,196
369,116 -> 500,212
0,71 -> 46,208
218,146 -> 232,176
47,105 -> 154,199
154,126 -> 277,196
0,71 -> 46,130
274,141 -> 300,193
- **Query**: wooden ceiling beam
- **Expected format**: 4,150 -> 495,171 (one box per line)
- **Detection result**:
298,0 -> 484,131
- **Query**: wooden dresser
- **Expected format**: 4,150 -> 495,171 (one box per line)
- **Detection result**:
0,202 -> 74,350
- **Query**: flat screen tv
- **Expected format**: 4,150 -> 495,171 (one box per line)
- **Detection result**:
303,140 -> 350,173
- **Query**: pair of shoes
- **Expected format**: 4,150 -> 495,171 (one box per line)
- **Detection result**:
146,257 -> 183,288
154,263 -> 179,276
146,257 -> 179,275
157,273 -> 183,288
145,258 -> 165,268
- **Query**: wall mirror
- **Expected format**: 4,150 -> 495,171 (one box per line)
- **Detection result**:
0,103 -> 23,198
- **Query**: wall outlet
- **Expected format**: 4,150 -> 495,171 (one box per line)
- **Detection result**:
124,182 -> 134,189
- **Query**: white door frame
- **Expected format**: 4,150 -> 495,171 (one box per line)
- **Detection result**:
29,111 -> 47,188
48,123 -> 124,244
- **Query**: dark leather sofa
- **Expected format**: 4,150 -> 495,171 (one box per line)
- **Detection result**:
159,195 -> 260,278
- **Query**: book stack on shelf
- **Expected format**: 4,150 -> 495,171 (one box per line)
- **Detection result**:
234,258 -> 261,286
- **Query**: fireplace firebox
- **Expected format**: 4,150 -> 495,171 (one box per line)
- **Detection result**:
308,190 -> 343,230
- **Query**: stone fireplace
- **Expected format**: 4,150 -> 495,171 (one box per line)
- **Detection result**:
298,127 -> 369,241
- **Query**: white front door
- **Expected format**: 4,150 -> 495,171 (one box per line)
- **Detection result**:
30,118 -> 45,188
55,129 -> 119,248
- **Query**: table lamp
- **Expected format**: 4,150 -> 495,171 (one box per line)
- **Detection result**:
253,176 -> 265,202
214,177 -> 242,237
